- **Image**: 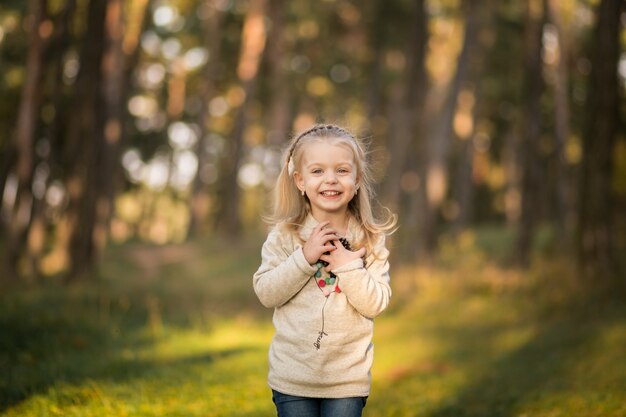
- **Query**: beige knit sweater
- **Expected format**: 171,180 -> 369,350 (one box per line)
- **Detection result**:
253,214 -> 391,398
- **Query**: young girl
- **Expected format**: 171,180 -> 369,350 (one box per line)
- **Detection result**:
253,124 -> 396,417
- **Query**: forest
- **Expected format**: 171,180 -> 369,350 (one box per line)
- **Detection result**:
0,0 -> 624,281
0,0 -> 625,416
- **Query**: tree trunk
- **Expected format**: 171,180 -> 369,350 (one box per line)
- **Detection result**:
577,0 -> 622,278
381,0 -> 427,213
452,6 -> 492,233
452,91 -> 478,233
188,0 -> 225,236
94,0 -> 126,255
214,0 -> 267,236
516,0 -> 545,267
4,0 -> 48,281
265,0 -> 292,146
58,0 -> 108,281
421,0 -> 479,253
546,0 -> 573,246
364,0 -> 388,124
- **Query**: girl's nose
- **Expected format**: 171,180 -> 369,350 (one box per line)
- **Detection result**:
324,172 -> 338,183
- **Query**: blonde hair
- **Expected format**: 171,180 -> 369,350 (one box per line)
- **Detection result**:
267,124 -> 397,255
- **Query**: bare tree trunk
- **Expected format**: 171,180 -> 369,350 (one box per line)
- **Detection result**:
545,0 -> 573,246
364,0 -> 387,124
382,0 -> 427,213
516,0 -> 545,267
421,0 -> 479,253
57,0 -> 107,282
577,0 -> 622,278
452,5 -> 492,233
4,0 -> 48,281
215,0 -> 267,236
265,0 -> 292,146
502,128 -> 521,228
188,1 -> 225,236
95,0 -> 127,255
452,91 -> 479,233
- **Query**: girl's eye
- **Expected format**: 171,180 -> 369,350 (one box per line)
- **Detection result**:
338,168 -> 350,174
311,169 -> 323,174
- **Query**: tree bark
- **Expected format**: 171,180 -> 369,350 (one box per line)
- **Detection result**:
364,0 -> 388,124
188,0 -> 225,236
59,0 -> 108,281
452,92 -> 478,233
546,0 -> 573,246
382,0 -> 428,213
577,0 -> 622,278
4,0 -> 48,281
265,0 -> 292,146
214,0 -> 267,236
95,0 -> 127,255
421,0 -> 479,253
516,0 -> 545,267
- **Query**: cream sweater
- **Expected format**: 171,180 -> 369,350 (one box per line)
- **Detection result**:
253,214 -> 391,398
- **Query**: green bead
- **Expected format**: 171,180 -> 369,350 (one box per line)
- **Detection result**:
328,277 -> 336,284
316,262 -> 323,268
315,270 -> 321,278
324,277 -> 331,284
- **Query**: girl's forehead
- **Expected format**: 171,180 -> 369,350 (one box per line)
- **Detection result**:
300,141 -> 355,163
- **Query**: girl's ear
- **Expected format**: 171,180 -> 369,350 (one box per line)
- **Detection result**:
293,171 -> 304,192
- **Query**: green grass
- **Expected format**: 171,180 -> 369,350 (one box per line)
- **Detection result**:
1,230 -> 625,416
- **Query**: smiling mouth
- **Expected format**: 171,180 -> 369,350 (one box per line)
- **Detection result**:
320,191 -> 341,196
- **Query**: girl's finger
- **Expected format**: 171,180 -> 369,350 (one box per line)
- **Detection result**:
312,221 -> 330,236
319,248 -> 335,259
321,234 -> 338,244
355,247 -> 366,257
321,244 -> 336,252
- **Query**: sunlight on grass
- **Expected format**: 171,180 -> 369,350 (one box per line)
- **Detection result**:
2,230 -> 625,416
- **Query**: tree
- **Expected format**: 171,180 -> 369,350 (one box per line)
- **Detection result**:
381,0 -> 428,213
214,0 -> 268,236
545,0 -> 573,245
56,0 -> 108,281
577,0 -> 622,278
4,0 -> 48,281
188,0 -> 226,236
264,0 -> 293,146
516,0 -> 545,267
420,0 -> 480,254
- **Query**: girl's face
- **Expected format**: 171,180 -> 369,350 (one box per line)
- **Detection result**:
294,140 -> 358,219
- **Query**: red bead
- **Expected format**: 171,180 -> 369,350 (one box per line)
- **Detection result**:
335,285 -> 341,293
318,279 -> 326,287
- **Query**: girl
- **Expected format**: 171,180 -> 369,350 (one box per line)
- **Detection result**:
253,124 -> 396,417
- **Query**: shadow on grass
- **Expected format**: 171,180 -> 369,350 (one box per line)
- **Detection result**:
0,288 -> 252,412
378,289 -> 625,417
422,319 -> 603,417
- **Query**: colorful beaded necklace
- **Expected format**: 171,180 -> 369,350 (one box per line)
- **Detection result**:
313,237 -> 351,297
312,237 -> 351,350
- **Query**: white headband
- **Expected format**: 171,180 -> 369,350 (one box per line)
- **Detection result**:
287,158 -> 295,176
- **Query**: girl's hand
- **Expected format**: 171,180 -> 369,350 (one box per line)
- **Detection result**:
302,221 -> 338,264
319,241 -> 366,272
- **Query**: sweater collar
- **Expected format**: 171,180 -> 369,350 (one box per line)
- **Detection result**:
298,213 -> 361,244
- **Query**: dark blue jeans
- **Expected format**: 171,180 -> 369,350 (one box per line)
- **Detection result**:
272,390 -> 367,417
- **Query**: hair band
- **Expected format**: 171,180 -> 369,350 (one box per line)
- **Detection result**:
287,157 -> 295,176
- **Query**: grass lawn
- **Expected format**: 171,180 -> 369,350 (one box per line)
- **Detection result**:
1,231 -> 625,416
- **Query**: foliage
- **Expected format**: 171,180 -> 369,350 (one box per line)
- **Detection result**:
0,0 -> 625,280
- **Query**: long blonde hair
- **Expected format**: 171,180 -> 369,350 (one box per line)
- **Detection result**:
267,124 -> 396,254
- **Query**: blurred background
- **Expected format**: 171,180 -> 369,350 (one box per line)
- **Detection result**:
0,0 -> 625,416
0,0 -> 625,280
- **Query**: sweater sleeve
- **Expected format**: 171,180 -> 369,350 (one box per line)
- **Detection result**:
253,227 -> 318,308
332,235 -> 392,319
